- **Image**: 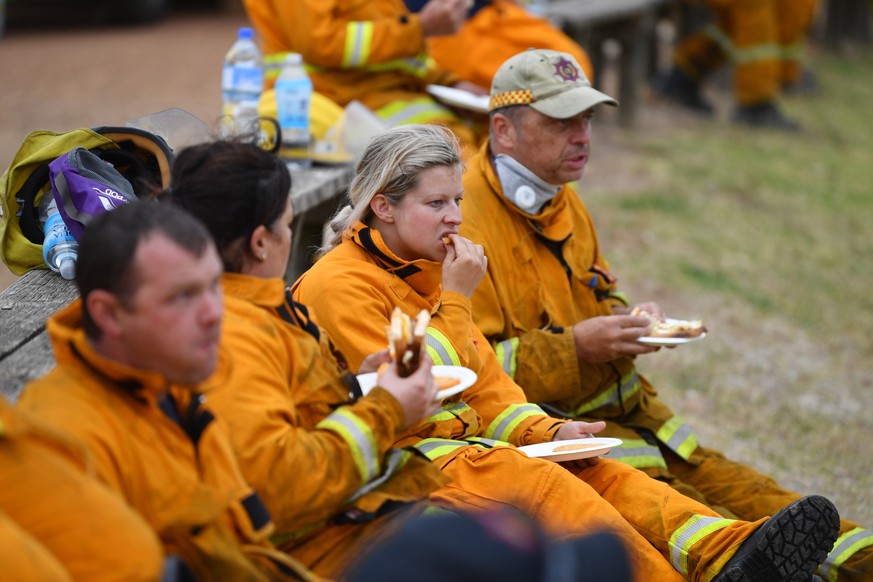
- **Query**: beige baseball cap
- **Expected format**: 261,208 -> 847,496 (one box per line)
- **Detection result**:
489,49 -> 618,119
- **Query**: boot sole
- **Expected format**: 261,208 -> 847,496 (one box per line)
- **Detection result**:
717,495 -> 839,582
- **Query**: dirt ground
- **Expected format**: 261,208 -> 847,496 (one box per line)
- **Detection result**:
0,4 -> 251,290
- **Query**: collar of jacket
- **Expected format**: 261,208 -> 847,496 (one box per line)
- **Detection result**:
346,221 -> 443,304
479,142 -> 577,242
46,299 -> 178,400
221,271 -> 285,308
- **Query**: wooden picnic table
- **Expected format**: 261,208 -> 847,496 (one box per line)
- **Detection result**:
0,163 -> 353,401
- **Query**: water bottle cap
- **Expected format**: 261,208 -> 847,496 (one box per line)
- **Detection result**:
58,256 -> 77,280
238,27 -> 254,40
285,53 -> 303,66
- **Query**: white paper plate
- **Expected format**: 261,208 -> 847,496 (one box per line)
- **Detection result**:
356,365 -> 477,401
517,437 -> 623,462
426,85 -> 490,114
637,319 -> 707,346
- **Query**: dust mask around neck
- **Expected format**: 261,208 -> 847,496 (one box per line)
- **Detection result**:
493,154 -> 562,214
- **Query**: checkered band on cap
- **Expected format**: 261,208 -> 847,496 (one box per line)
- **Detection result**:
489,89 -> 535,110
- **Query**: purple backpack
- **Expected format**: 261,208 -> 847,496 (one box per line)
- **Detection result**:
47,146 -> 138,241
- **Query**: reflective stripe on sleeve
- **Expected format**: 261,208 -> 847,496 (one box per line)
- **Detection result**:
494,338 -> 519,379
485,403 -> 546,442
422,401 -> 475,424
670,515 -> 737,578
347,448 -> 411,502
342,21 -> 374,68
414,438 -> 475,460
820,527 -> 873,582
425,327 -> 461,366
570,371 -> 641,416
316,408 -> 379,484
656,416 -> 699,461
605,438 -> 668,470
376,98 -> 454,126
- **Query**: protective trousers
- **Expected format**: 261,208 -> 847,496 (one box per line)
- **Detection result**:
427,446 -> 767,582
673,0 -> 819,104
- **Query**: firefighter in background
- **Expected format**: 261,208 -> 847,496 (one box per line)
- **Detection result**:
244,0 -> 487,151
654,0 -> 820,130
406,0 -> 595,88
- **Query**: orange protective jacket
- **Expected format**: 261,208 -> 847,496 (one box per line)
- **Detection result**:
292,222 -> 565,449
427,0 -> 594,89
0,399 -> 163,581
458,143 -> 706,474
291,223 -> 775,582
16,301 -> 316,582
202,273 -> 448,577
243,0 -> 480,148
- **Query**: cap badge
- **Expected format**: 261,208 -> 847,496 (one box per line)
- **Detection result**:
552,57 -> 580,82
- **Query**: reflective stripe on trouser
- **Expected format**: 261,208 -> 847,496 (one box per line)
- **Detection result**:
819,527 -> 873,582
301,55 -> 433,78
376,98 -> 456,127
656,416 -> 699,461
495,337 -> 519,379
670,515 -> 737,579
606,438 -> 668,470
484,403 -> 546,442
425,328 -> 461,366
316,408 -> 381,483
414,438 -> 485,461
567,370 -> 642,417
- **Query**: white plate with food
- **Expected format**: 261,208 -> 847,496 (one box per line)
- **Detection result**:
633,312 -> 707,347
426,85 -> 490,114
517,437 -> 623,462
356,365 -> 477,401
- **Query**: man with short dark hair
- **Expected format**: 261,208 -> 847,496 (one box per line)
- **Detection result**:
459,48 -> 864,581
17,201 -> 314,582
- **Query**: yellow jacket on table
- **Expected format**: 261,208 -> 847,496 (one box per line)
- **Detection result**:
244,0 -> 480,148
458,142 -> 873,581
202,272 -> 448,578
16,301 -> 316,582
0,398 -> 162,581
292,221 -> 778,582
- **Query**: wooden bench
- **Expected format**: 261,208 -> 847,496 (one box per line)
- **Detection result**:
0,164 -> 353,401
543,0 -> 672,127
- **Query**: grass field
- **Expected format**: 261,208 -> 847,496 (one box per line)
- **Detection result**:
584,47 -> 873,527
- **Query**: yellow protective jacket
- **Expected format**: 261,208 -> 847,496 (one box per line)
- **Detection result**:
16,301 -> 315,582
0,399 -> 163,581
427,0 -> 594,89
458,143 -> 703,473
291,223 -> 778,582
202,273 -> 448,577
244,0 -> 479,148
674,0 -> 819,104
292,221 -> 567,450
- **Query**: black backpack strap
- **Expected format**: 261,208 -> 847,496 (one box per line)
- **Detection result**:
17,163 -> 52,245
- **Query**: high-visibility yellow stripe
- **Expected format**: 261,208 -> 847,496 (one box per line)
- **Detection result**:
347,448 -> 411,502
425,327 -> 461,366
781,40 -> 804,62
342,21 -> 374,68
316,408 -> 379,483
703,24 -> 781,64
264,52 -> 291,82
670,515 -> 736,577
606,438 -> 668,470
422,401 -> 475,426
485,403 -> 545,442
494,338 -> 519,379
570,371 -> 640,416
656,416 -> 699,461
376,98 -> 453,126
414,437 -> 475,460
820,527 -> 873,582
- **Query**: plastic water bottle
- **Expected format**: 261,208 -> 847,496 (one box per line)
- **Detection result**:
41,197 -> 78,280
221,27 -> 264,139
274,52 -> 313,168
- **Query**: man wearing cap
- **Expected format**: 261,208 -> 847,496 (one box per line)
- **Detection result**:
459,48 -> 873,582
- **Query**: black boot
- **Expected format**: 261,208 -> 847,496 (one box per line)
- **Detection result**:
714,495 -> 840,582
652,67 -> 715,116
732,101 -> 800,131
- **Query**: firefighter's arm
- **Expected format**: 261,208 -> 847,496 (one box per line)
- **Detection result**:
283,0 -> 430,68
